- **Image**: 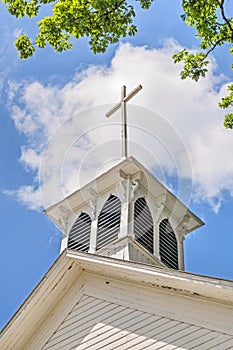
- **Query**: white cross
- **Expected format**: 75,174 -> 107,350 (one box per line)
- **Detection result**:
106,85 -> 142,158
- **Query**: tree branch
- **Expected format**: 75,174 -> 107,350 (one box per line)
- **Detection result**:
71,0 -> 126,25
215,0 -> 233,39
202,35 -> 232,61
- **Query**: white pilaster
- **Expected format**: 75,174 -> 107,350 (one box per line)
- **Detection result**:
89,219 -> 98,253
177,235 -> 185,271
175,215 -> 191,271
88,188 -> 98,253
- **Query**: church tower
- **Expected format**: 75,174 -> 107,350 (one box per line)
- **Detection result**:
3,86 -> 233,350
44,86 -> 203,271
45,156 -> 203,271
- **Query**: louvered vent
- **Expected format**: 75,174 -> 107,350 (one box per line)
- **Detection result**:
159,219 -> 178,269
68,212 -> 91,252
134,197 -> 154,254
96,195 -> 121,250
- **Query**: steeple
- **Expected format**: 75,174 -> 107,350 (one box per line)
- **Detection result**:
44,85 -> 203,271
44,157 -> 203,270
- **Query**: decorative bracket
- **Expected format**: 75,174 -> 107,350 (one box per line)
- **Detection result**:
88,188 -> 98,220
176,214 -> 191,242
154,194 -> 167,223
119,170 -> 142,203
130,171 -> 142,202
58,205 -> 72,233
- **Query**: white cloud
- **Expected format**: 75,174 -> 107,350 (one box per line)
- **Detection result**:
6,40 -> 233,212
0,25 -> 20,83
20,147 -> 41,172
4,185 -> 42,211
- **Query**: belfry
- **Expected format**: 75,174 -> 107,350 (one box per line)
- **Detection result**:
45,156 -> 202,271
1,86 -> 233,350
45,85 -> 203,271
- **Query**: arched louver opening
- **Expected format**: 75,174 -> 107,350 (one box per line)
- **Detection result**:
68,212 -> 91,252
96,195 -> 121,250
159,219 -> 178,269
134,197 -> 154,254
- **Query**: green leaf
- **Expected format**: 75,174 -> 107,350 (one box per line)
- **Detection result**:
3,0 -> 233,129
14,34 -> 36,59
224,114 -> 233,129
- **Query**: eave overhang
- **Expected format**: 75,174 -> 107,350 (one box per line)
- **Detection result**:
1,249 -> 233,343
44,156 -> 204,235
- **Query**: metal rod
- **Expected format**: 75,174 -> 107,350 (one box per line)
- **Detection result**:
105,102 -> 121,118
124,84 -> 142,103
121,85 -> 127,158
105,84 -> 143,159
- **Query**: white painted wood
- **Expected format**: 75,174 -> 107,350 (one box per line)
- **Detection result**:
151,325 -> 201,350
2,252 -> 233,350
178,330 -> 219,348
123,324 -> 189,350
0,256 -> 76,350
107,319 -> 181,350
193,334 -> 232,350
82,272 -> 233,335
77,314 -> 153,349
26,274 -> 85,349
157,344 -> 180,350
210,338 -> 233,349
41,293 -> 233,350
60,236 -> 68,253
178,237 -> 185,270
45,157 -> 203,265
89,218 -> 97,253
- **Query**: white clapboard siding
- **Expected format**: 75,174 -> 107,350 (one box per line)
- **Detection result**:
42,295 -> 233,350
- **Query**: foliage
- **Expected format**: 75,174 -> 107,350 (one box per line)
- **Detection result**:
4,0 -> 154,56
173,0 -> 233,128
2,0 -> 233,128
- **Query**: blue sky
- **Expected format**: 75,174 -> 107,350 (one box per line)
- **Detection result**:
1,0 -> 233,329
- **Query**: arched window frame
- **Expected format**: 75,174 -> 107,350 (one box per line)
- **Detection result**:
68,212 -> 92,252
96,194 -> 121,250
133,197 -> 154,254
159,218 -> 178,269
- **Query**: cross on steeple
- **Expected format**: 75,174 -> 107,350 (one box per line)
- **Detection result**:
106,85 -> 142,158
